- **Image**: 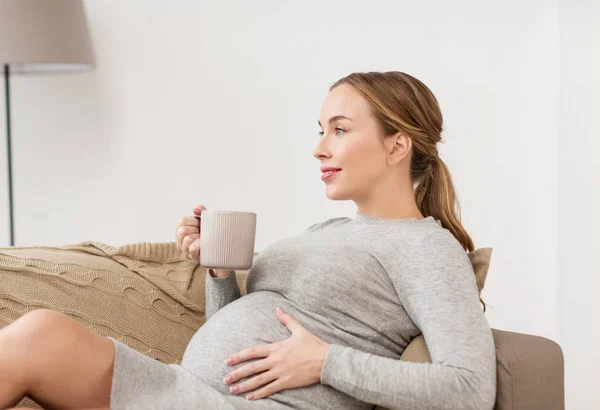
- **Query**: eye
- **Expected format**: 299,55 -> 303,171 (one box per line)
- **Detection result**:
335,127 -> 345,136
318,130 -> 324,137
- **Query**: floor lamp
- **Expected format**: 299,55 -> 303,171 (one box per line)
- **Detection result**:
0,0 -> 95,246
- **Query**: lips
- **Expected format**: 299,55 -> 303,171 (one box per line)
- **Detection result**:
320,166 -> 342,173
321,169 -> 341,181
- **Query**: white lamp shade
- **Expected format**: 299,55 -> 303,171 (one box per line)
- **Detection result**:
0,0 -> 95,74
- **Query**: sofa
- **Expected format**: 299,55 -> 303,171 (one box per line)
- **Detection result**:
0,241 -> 564,410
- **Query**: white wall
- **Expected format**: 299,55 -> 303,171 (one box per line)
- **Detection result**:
0,0 -> 594,407
559,1 -> 600,408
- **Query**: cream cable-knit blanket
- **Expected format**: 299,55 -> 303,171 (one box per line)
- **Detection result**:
0,241 -> 253,363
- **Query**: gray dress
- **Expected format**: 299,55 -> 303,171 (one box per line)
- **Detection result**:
108,213 -> 496,410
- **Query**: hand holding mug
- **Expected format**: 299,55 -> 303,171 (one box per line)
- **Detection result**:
175,205 -> 256,277
175,204 -> 205,261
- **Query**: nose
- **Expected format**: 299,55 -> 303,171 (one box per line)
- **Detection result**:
313,137 -> 331,161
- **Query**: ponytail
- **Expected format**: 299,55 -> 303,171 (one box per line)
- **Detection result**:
414,155 -> 474,252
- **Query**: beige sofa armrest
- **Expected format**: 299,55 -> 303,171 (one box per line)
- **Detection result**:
374,329 -> 565,410
492,329 -> 564,410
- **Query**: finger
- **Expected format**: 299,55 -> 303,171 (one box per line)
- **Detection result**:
225,357 -> 273,385
176,226 -> 199,253
182,234 -> 200,260
179,216 -> 201,228
176,226 -> 199,245
189,237 -> 201,262
193,205 -> 207,215
176,216 -> 200,252
182,233 -> 199,249
177,225 -> 198,238
231,369 -> 278,396
276,307 -> 304,334
227,344 -> 272,366
182,244 -> 191,260
246,377 -> 288,401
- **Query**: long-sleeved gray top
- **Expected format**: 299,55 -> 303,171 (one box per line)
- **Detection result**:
183,212 -> 496,410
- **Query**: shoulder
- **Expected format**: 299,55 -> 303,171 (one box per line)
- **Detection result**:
378,222 -> 473,277
387,219 -> 463,252
305,216 -> 352,233
411,229 -> 471,267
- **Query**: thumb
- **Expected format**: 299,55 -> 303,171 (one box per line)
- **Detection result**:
276,307 -> 304,333
193,205 -> 207,214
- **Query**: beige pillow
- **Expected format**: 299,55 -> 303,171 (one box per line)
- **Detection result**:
468,247 -> 493,294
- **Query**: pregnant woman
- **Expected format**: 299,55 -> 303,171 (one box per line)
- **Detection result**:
1,71 -> 496,410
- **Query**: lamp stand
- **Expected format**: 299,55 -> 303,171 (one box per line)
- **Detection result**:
3,64 -> 14,246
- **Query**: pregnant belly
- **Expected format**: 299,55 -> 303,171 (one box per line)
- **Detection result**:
181,291 -> 291,394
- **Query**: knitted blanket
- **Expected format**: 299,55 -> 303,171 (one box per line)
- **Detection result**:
0,241 -> 247,363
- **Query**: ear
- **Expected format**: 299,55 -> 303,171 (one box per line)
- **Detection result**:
386,132 -> 411,166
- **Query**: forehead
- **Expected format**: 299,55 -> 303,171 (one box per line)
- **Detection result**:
320,83 -> 372,123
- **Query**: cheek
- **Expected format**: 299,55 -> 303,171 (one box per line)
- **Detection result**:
338,140 -> 367,166
327,144 -> 380,199
340,140 -> 382,180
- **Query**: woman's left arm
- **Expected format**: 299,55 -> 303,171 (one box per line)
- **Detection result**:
319,231 -> 497,410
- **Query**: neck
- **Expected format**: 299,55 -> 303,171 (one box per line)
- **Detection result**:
354,176 -> 424,220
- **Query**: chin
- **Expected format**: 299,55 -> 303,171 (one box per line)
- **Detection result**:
325,186 -> 351,201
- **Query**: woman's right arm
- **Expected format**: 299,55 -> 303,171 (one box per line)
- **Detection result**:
175,204 -> 243,321
205,269 -> 241,321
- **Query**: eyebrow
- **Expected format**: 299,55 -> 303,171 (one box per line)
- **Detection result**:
318,115 -> 353,127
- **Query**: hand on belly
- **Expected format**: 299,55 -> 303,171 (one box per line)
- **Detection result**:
221,307 -> 331,401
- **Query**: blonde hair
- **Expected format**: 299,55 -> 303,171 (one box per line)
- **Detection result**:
331,71 -> 475,252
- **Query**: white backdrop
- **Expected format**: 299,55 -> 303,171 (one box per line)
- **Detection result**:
558,0 -> 600,408
0,1 -> 597,408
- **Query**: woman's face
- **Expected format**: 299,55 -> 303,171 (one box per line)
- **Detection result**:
314,84 -> 391,202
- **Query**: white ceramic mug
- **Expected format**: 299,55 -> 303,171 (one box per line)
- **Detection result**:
199,210 -> 257,270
